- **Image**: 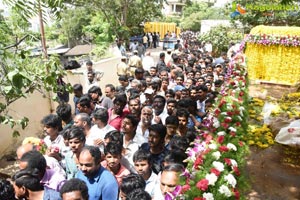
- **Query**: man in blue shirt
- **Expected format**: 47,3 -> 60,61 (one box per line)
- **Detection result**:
76,146 -> 118,200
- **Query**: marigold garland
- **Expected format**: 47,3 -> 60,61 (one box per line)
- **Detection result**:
245,25 -> 300,85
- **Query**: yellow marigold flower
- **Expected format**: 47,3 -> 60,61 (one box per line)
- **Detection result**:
248,140 -> 255,145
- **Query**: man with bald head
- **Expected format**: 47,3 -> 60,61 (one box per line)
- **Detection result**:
76,146 -> 118,200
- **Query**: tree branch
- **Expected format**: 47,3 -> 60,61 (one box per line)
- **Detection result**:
3,35 -> 30,50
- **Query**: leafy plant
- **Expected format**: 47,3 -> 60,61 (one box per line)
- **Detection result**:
198,25 -> 244,56
180,2 -> 229,31
0,44 -> 71,136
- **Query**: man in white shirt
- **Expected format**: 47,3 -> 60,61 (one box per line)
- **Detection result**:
89,108 -> 116,152
133,149 -> 158,198
41,114 -> 66,162
142,51 -> 155,72
134,106 -> 153,146
152,95 -> 168,125
153,164 -> 184,200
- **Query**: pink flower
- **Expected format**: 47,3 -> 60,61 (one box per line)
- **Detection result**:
196,179 -> 209,191
182,184 -> 190,193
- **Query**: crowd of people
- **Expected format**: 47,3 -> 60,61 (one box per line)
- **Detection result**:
0,31 -> 235,200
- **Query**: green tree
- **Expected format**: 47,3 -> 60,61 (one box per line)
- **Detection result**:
69,0 -> 164,39
0,1 -> 71,136
58,7 -> 92,47
83,13 -> 114,45
180,2 -> 229,31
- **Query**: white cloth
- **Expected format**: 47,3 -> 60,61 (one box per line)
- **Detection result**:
87,124 -> 116,152
134,122 -> 149,146
142,56 -> 155,72
123,137 -> 139,167
275,120 -> 300,147
44,135 -> 65,152
153,180 -> 164,200
152,109 -> 168,125
145,171 -> 158,197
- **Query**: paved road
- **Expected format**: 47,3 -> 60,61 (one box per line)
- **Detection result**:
93,43 -> 164,88
66,43 -> 165,94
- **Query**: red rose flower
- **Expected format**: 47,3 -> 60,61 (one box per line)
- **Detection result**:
230,132 -> 236,137
221,123 -> 229,130
217,135 -> 225,144
233,166 -> 240,176
210,168 -> 221,176
224,117 -> 232,123
236,122 -> 241,126
215,108 -> 221,116
219,146 -> 229,152
224,158 -> 231,165
238,141 -> 244,146
196,179 -> 209,191
233,188 -> 240,200
194,155 -> 203,169
194,198 -> 205,200
227,111 -> 233,116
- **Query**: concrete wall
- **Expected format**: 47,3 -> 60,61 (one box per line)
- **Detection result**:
0,91 -> 52,156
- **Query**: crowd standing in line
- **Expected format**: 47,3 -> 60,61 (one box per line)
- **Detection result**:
0,31 -> 239,200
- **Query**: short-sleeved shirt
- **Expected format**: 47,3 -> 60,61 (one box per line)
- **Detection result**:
117,62 -> 129,76
108,108 -> 130,131
64,152 -> 79,180
145,171 -> 158,197
101,161 -> 130,186
76,166 -> 118,200
140,143 -> 169,174
44,135 -> 65,152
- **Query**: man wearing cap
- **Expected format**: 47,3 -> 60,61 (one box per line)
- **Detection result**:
116,56 -> 129,76
143,88 -> 154,106
128,50 -> 142,77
